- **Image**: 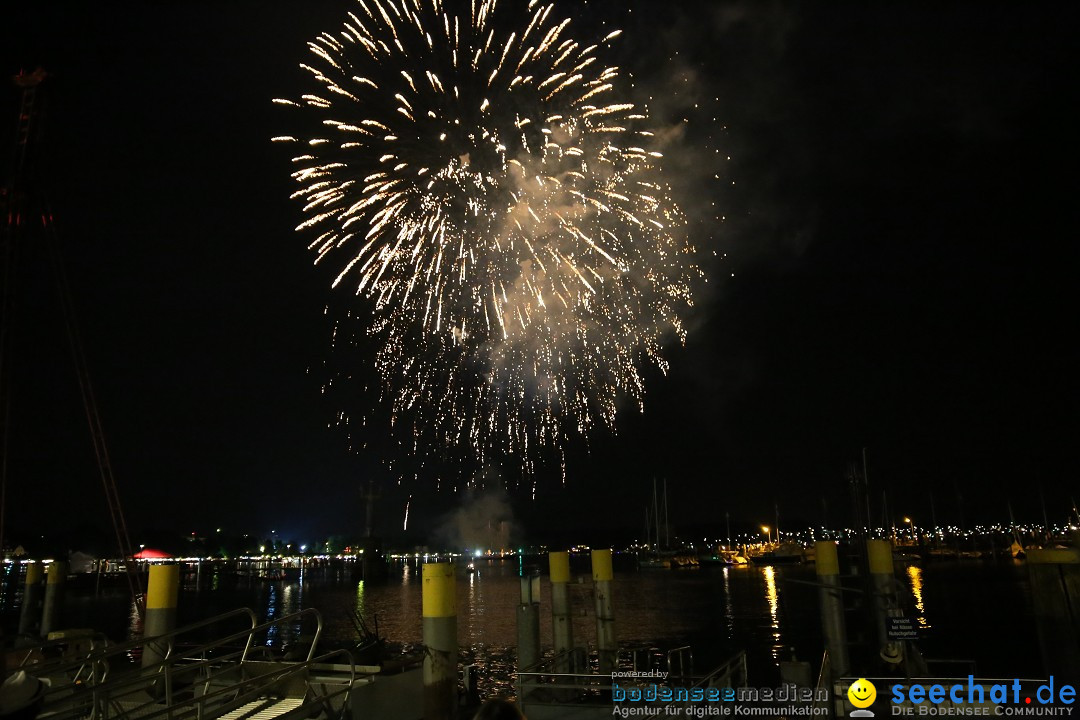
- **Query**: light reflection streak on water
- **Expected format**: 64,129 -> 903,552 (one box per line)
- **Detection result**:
762,566 -> 781,663
283,582 -> 301,645
128,597 -> 142,637
0,564 -> 15,613
906,566 -> 930,628
722,567 -> 734,638
400,563 -> 413,621
466,565 -> 484,644
265,583 -> 278,646
259,581 -> 305,647
126,598 -> 143,663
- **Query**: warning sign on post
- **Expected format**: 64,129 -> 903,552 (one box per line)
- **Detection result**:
886,616 -> 919,641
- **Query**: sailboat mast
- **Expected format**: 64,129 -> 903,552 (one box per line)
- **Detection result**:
663,478 -> 670,549
1039,484 -> 1050,532
652,478 -> 660,550
862,447 -> 873,538
883,491 -> 893,542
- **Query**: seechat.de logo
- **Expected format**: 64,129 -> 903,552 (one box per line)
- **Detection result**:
849,678 -> 878,717
890,676 -> 1076,713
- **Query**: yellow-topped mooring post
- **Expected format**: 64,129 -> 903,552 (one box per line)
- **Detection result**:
422,562 -> 457,720
591,548 -> 616,674
40,561 -> 67,637
814,541 -> 849,678
1026,547 -> 1080,679
866,539 -> 895,654
18,562 -> 45,637
143,564 -> 180,668
549,551 -> 574,672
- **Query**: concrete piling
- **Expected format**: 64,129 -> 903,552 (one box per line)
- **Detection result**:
143,564 -> 180,668
18,562 -> 44,637
1026,547 -> 1080,679
866,539 -> 894,652
517,574 -> 541,675
517,574 -> 541,666
814,541 -> 849,678
40,561 -> 67,637
422,562 -> 457,720
591,549 -> 616,674
549,551 -> 574,672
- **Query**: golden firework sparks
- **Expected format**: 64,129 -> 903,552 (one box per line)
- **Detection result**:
275,0 -> 700,482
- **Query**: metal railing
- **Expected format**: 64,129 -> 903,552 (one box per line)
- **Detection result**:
111,648 -> 359,720
20,607 -> 361,720
1,629 -> 112,683
653,651 -> 748,711
816,649 -> 831,691
27,608 -> 258,692
666,646 -> 694,680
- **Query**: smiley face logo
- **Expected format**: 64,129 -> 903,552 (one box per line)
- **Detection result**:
848,678 -> 877,709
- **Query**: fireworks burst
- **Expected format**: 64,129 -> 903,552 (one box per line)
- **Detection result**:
275,0 -> 699,483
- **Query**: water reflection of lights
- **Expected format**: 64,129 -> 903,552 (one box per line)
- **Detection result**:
125,598 -> 144,663
265,583 -> 278,646
128,598 -> 143,637
283,582 -> 302,646
762,566 -> 781,663
722,567 -> 734,638
467,566 -> 484,644
906,566 -> 930,628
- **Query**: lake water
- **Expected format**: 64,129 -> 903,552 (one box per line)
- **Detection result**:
1,555 -> 1043,697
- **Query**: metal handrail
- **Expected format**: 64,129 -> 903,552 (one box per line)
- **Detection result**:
0,630 -> 112,679
517,655 -> 629,702
666,646 -> 694,679
172,606 -> 322,666
100,608 -> 321,700
36,608 -> 334,720
27,607 -> 258,691
816,649 -> 830,690
129,647 -> 360,720
55,647 -> 359,720
215,648 -> 358,720
27,608 -> 257,720
657,650 -> 748,709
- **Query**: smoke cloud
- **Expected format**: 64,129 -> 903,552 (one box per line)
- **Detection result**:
433,489 -> 515,551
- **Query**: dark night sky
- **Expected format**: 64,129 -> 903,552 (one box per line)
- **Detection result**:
2,2 -> 1076,552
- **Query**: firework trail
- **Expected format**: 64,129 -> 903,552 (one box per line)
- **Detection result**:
275,0 -> 699,482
